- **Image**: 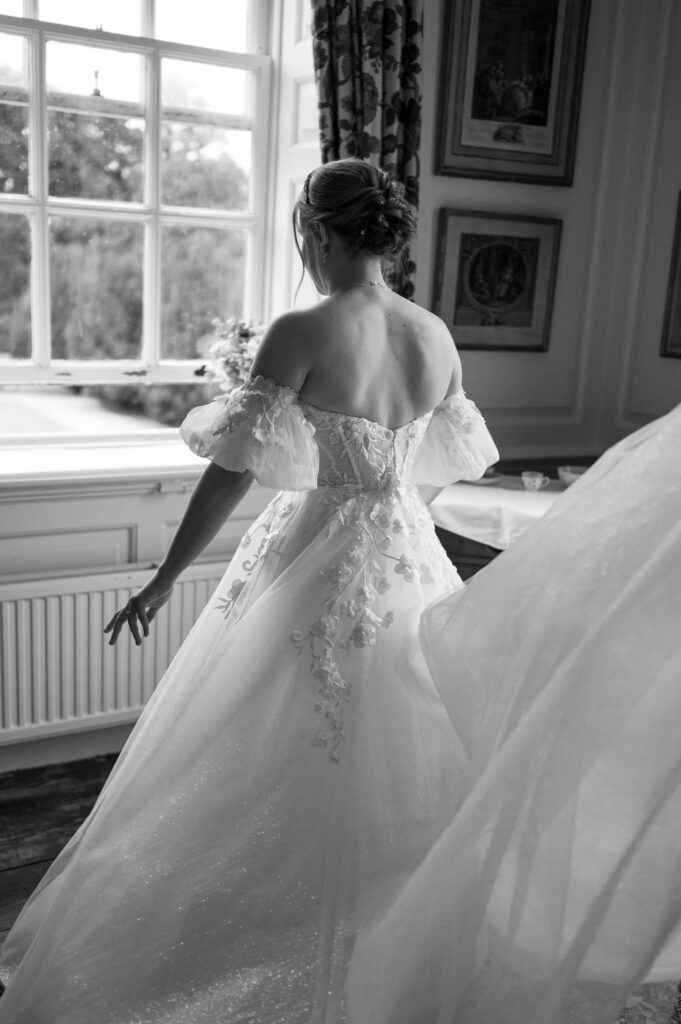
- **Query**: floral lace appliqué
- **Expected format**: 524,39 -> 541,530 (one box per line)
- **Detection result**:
216,491 -> 296,623
291,484 -> 454,763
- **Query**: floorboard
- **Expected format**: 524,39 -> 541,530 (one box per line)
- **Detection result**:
0,755 -> 115,938
0,754 -> 116,871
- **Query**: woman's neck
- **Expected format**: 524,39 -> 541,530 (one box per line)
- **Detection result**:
325,257 -> 386,295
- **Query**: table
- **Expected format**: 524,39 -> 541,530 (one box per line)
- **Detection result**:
429,476 -> 562,550
428,476 -> 564,578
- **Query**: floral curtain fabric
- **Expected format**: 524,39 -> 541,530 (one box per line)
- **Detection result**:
311,0 -> 424,298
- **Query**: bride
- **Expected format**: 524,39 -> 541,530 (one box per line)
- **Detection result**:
0,159 -> 499,1022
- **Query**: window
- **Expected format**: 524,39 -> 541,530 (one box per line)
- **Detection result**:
0,0 -> 271,390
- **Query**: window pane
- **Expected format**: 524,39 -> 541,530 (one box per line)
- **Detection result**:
49,217 -> 143,360
0,34 -> 29,195
49,111 -> 144,201
46,42 -> 144,105
0,212 -> 31,360
0,103 -> 29,195
39,0 -> 142,35
155,0 -> 249,52
162,59 -> 247,118
0,31 -> 27,88
161,122 -> 250,210
161,226 -> 245,359
0,2 -> 23,15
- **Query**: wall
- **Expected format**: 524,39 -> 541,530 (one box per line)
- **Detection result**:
0,452 -> 272,771
416,0 -> 681,457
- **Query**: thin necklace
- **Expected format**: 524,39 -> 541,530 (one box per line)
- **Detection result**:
334,280 -> 386,292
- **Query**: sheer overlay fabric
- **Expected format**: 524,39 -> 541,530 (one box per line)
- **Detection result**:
0,376 -> 497,1024
347,403 -> 681,1024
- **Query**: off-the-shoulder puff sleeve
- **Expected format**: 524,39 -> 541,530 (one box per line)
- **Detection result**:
408,389 -> 499,485
180,375 -> 319,490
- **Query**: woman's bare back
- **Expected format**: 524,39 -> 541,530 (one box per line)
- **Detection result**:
294,288 -> 460,430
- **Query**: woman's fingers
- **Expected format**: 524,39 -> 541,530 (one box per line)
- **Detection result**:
126,605 -> 142,646
116,608 -> 133,645
106,601 -> 142,646
104,584 -> 173,645
106,609 -> 127,646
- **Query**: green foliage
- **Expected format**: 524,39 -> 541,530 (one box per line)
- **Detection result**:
0,98 -> 249,425
0,213 -> 31,358
161,122 -> 249,210
49,111 -> 144,202
87,381 -> 222,427
0,103 -> 28,194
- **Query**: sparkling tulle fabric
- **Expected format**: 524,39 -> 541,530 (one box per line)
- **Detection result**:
0,377 -> 498,1024
347,403 -> 681,1024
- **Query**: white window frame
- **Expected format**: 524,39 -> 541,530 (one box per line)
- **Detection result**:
0,0 -> 272,385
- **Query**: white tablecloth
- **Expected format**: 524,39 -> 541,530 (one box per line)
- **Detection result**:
429,478 -> 562,550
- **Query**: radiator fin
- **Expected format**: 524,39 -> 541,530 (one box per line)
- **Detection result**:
0,564 -> 223,744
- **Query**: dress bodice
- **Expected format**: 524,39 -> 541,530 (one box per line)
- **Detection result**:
297,401 -> 431,491
179,375 -> 499,490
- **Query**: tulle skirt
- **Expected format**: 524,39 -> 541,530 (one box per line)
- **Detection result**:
0,483 -> 465,1024
347,405 -> 681,1024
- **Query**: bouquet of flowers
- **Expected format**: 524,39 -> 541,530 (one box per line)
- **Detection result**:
197,317 -> 265,391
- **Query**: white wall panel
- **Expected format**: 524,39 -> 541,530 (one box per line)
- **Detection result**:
418,0 -> 681,456
0,527 -> 133,575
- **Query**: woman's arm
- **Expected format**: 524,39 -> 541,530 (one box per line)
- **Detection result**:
105,462 -> 253,646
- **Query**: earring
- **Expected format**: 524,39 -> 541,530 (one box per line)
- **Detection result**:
320,241 -> 328,263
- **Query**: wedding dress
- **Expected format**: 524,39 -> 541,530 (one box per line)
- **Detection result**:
347,402 -> 681,1024
0,375 -> 498,1024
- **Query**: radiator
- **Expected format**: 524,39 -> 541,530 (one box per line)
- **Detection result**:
0,562 -> 223,745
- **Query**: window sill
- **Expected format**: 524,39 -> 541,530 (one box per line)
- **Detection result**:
0,436 -> 207,496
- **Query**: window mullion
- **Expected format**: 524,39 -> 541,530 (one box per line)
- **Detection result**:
28,26 -> 50,367
248,0 -> 271,56
142,0 -> 154,39
142,44 -> 161,368
248,60 -> 271,322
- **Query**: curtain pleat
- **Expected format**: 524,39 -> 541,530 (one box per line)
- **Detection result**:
311,0 -> 424,298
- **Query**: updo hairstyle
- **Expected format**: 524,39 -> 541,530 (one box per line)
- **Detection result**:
294,158 -> 415,261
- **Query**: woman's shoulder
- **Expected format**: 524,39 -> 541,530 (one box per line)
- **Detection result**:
399,302 -> 459,369
406,301 -> 455,343
402,305 -> 461,398
250,309 -> 319,391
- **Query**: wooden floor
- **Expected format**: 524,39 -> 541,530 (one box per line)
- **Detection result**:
0,754 -> 116,944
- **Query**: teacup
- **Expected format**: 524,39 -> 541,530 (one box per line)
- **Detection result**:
521,471 -> 550,491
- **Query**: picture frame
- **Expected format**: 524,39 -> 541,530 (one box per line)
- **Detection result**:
660,192 -> 681,359
435,0 -> 591,186
432,209 -> 562,351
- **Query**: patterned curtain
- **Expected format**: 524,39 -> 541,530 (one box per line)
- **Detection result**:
311,0 -> 424,298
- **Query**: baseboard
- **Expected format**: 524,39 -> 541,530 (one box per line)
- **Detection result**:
0,723 -> 133,774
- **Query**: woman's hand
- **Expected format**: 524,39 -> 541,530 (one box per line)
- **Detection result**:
104,574 -> 174,647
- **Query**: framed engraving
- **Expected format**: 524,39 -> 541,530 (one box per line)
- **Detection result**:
436,0 -> 591,185
433,209 -> 562,351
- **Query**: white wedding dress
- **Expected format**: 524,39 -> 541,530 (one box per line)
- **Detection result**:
347,402 -> 681,1024
0,376 -> 499,1024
